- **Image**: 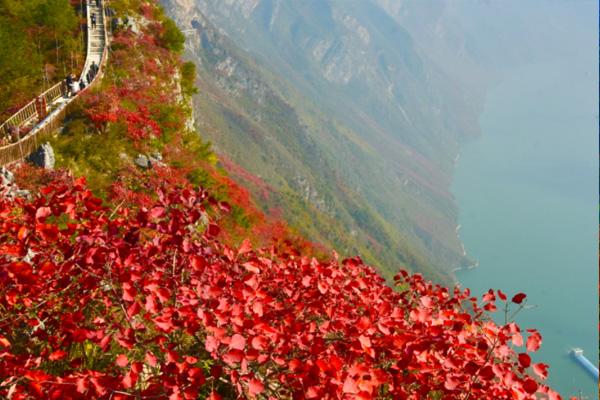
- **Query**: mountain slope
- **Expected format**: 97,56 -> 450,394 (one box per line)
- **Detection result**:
0,2 -> 563,398
161,0 -> 481,283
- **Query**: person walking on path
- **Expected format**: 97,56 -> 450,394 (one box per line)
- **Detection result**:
90,61 -> 99,76
69,74 -> 79,96
65,74 -> 74,97
91,13 -> 97,30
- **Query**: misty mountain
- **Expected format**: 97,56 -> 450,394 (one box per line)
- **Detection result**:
158,0 -> 585,282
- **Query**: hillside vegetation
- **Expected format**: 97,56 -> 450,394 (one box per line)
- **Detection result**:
0,1 -> 561,399
0,0 -> 84,118
161,0 -> 476,285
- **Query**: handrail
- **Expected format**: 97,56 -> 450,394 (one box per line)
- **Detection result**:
0,0 -> 110,165
41,81 -> 64,105
0,98 -> 38,138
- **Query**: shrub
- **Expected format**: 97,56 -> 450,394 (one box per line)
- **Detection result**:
160,18 -> 185,53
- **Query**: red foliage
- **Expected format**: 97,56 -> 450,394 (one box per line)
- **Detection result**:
219,155 -> 274,202
0,176 -> 561,399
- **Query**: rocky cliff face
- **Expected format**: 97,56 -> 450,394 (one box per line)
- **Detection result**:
159,0 -> 489,282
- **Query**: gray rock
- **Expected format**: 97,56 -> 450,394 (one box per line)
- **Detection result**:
28,142 -> 55,169
0,167 -> 14,186
0,165 -> 30,200
134,154 -> 150,169
13,189 -> 31,199
149,151 -> 163,162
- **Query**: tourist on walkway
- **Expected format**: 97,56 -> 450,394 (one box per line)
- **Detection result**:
91,13 -> 97,30
79,80 -> 86,91
65,74 -> 74,97
69,76 -> 79,96
8,125 -> 20,143
90,61 -> 99,76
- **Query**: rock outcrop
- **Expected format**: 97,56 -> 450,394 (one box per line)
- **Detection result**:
28,142 -> 55,169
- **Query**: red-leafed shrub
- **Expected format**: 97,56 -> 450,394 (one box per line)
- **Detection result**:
0,176 -> 560,399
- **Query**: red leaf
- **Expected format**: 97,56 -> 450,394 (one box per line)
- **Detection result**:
238,238 -> 252,255
205,335 -> 219,353
116,354 -> 129,367
522,378 -> 538,394
497,289 -> 507,301
230,334 -> 246,350
207,391 -> 222,400
35,206 -> 52,221
149,206 -> 165,219
145,352 -> 158,367
17,226 -> 29,241
444,376 -> 461,391
187,367 -> 205,384
478,365 -> 494,380
247,378 -> 264,396
420,295 -> 433,308
122,370 -> 138,389
343,376 -> 358,394
512,332 -> 524,347
532,363 -> 549,380
127,301 -> 141,317
48,350 -> 67,361
145,294 -> 158,313
0,336 -> 10,348
122,282 -> 136,302
512,293 -> 527,304
191,255 -> 206,271
526,330 -> 542,352
518,353 -> 531,368
155,287 -> 170,303
222,349 -> 244,366
251,336 -> 268,351
206,224 -> 220,236
358,335 -> 371,350
243,261 -> 260,274
218,201 -> 231,213
76,378 -> 88,394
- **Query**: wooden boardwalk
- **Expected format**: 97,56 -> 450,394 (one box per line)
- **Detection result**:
0,0 -> 109,166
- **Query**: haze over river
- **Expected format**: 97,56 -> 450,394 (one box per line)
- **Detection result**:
453,55 -> 598,397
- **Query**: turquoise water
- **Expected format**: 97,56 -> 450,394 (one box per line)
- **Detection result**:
453,59 -> 598,398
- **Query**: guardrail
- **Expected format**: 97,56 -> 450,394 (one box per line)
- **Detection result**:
0,0 -> 110,166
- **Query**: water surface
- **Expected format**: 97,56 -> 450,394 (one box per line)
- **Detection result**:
453,59 -> 598,398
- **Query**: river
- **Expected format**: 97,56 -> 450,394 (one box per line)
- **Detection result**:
452,57 -> 598,398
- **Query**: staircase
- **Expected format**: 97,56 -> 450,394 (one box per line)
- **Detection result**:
83,0 -> 107,82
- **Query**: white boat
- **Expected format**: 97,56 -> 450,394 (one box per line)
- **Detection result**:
571,348 -> 599,380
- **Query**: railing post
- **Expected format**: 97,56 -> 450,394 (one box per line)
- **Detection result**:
15,128 -> 24,161
35,96 -> 47,122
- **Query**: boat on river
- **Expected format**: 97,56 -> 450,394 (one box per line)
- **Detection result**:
570,348 -> 599,380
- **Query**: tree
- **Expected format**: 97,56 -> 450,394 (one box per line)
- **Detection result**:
160,18 -> 185,53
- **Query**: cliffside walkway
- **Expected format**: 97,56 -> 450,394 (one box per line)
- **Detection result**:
0,0 -> 110,166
